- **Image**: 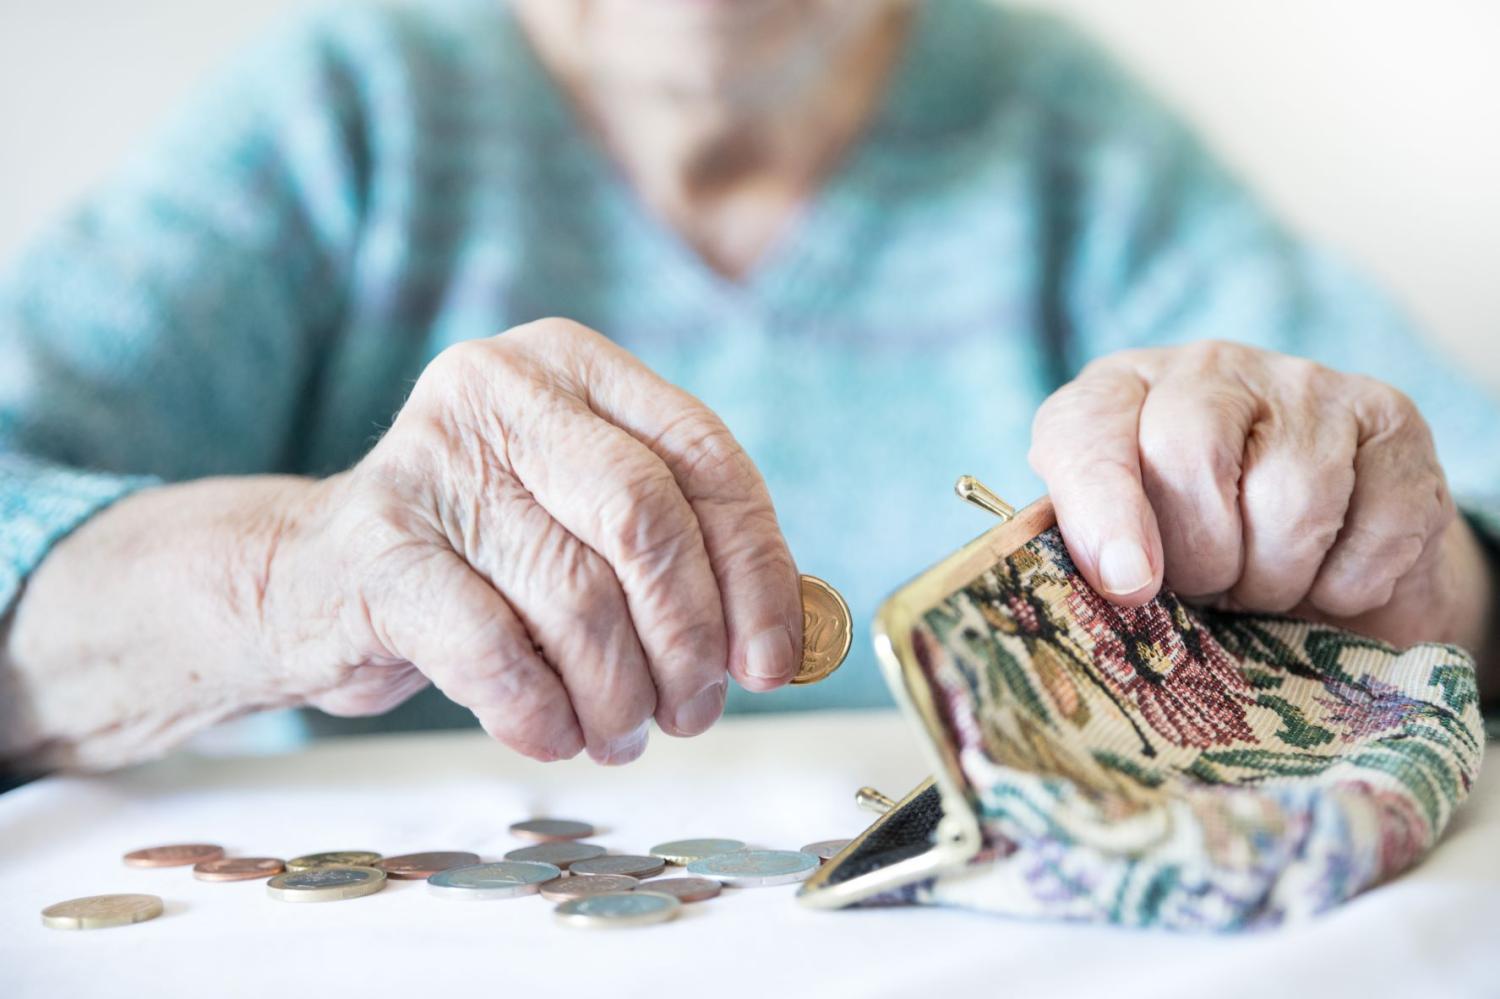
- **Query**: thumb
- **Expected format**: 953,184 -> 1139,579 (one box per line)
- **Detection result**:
1028,365 -> 1165,605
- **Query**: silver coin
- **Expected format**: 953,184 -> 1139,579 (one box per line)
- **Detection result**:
267,865 -> 387,903
539,874 -> 639,902
648,838 -> 746,865
686,849 -> 820,887
427,861 -> 562,900
503,841 -> 606,869
554,891 -> 681,929
800,839 -> 853,862
568,854 -> 666,879
640,877 -> 721,903
508,818 -> 595,842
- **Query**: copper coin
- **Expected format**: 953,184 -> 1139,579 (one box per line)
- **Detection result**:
376,851 -> 481,879
792,575 -> 852,684
193,857 -> 285,882
509,819 -> 596,842
123,843 -> 225,868
569,855 -> 666,879
503,842 -> 606,870
640,877 -> 722,903
538,874 -> 639,902
800,839 -> 853,862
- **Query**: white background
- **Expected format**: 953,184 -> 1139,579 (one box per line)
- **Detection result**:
1,0 -> 1497,388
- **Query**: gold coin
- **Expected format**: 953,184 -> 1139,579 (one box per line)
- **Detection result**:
42,893 -> 164,930
286,851 -> 382,871
793,575 -> 852,684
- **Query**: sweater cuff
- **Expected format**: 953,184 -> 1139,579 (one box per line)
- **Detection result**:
0,454 -> 158,617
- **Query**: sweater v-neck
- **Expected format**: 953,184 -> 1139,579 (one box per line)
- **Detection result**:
490,0 -> 971,324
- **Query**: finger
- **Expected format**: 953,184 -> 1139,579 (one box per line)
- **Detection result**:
478,491 -> 662,764
502,402 -> 729,739
509,321 -> 801,704
585,345 -> 802,697
369,547 -> 586,762
1135,365 -> 1256,598
1229,363 -> 1358,612
1028,356 -> 1165,605
438,331 -> 728,742
1306,383 -> 1452,618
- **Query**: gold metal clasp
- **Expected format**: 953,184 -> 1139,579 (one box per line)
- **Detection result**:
955,475 -> 1014,522
855,786 -> 898,815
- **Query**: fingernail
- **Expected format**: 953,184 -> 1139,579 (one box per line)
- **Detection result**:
1099,538 -> 1153,595
672,681 -> 726,735
596,721 -> 649,766
746,626 -> 793,682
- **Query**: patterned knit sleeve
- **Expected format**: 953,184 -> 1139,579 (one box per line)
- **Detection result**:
1039,31 -> 1500,561
0,11 -> 367,616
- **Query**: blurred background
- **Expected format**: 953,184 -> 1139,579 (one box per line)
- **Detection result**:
1,0 -> 1497,389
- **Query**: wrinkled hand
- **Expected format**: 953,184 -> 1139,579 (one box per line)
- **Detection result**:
271,319 -> 802,763
1029,341 -> 1494,654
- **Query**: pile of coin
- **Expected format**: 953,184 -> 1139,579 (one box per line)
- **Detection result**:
44,822 -> 854,931
42,574 -> 857,931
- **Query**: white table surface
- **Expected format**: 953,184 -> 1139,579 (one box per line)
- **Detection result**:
2,710 -> 1496,999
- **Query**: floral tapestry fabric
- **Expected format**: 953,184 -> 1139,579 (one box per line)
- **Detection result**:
901,527 -> 1484,930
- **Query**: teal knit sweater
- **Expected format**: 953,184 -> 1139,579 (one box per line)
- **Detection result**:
3,0 -> 1498,743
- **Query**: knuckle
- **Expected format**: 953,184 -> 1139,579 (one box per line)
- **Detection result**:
1140,415 -> 1242,490
1078,347 -> 1151,379
1285,490 -> 1350,554
1274,355 -> 1328,397
502,316 -> 593,348
1030,382 -> 1105,456
1245,450 -> 1353,553
1356,379 -> 1426,438
428,338 -> 496,384
494,318 -> 608,392
521,522 -> 616,602
650,612 -> 727,677
1344,519 -> 1427,577
677,419 -> 756,493
441,651 -> 528,708
1381,384 -> 1422,426
1182,338 -> 1254,373
1182,338 -> 1228,367
598,466 -> 699,571
715,520 -> 798,600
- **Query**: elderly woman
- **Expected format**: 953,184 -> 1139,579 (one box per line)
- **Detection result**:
1,0 -> 1497,774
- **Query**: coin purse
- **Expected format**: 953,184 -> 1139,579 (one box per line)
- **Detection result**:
797,479 -> 1485,930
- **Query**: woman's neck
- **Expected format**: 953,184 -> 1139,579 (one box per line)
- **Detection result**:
511,0 -> 911,281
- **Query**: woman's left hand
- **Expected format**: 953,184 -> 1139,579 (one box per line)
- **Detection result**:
1028,340 -> 1495,657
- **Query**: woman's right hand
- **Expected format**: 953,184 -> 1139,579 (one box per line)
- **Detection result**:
267,319 -> 804,764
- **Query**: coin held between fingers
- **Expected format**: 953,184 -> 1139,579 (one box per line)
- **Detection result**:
793,575 -> 852,685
